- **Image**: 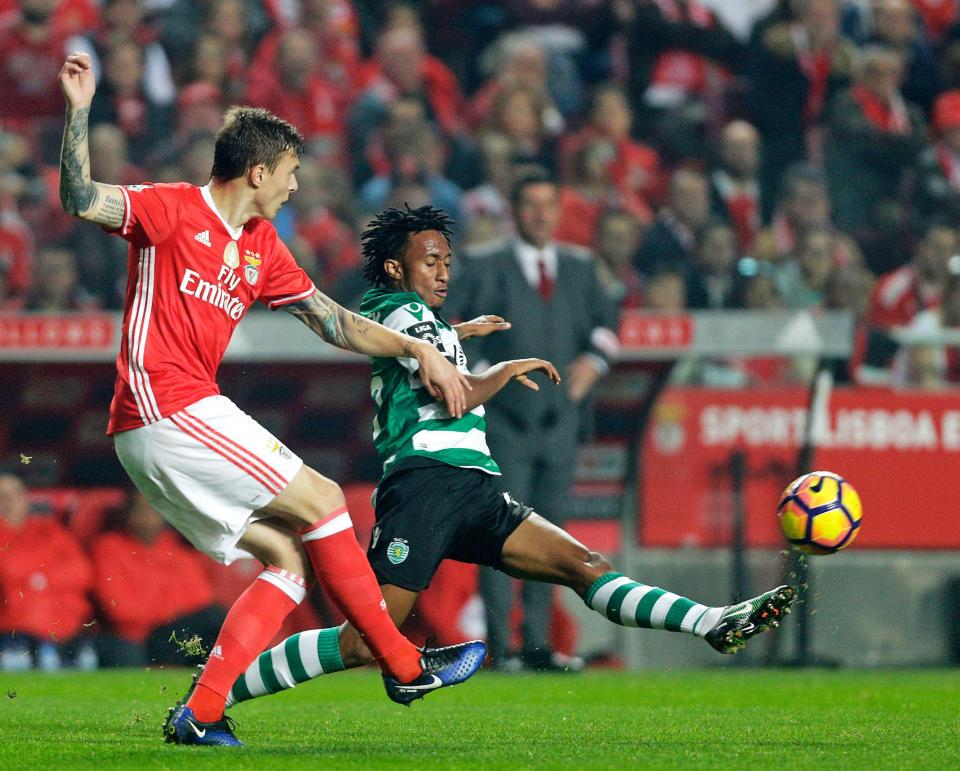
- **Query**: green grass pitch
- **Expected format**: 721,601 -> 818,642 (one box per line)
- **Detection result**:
0,668 -> 956,769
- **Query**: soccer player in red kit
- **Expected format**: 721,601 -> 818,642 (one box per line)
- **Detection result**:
57,52 -> 486,747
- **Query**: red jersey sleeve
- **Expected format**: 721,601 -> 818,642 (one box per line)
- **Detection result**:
259,234 -> 317,309
107,182 -> 184,247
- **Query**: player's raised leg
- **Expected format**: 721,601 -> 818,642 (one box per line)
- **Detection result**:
164,517 -> 311,746
499,513 -> 794,654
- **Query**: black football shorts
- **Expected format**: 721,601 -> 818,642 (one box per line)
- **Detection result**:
366,460 -> 533,591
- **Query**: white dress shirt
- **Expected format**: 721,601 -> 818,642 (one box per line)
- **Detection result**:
513,239 -> 558,291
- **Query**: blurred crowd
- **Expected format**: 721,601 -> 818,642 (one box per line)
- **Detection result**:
4,0 -> 960,385
0,473 -> 229,670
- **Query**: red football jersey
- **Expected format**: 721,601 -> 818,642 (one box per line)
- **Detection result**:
106,182 -> 315,434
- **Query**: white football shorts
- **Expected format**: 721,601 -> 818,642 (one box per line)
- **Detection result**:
113,394 -> 304,564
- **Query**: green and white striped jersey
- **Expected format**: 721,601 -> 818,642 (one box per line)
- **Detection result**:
360,288 -> 501,478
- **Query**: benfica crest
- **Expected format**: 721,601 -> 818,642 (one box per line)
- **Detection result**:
243,250 -> 262,285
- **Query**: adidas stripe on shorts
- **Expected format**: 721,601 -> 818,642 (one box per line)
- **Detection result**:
114,394 -> 303,564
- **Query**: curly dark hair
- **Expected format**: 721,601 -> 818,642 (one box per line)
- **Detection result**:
361,204 -> 455,288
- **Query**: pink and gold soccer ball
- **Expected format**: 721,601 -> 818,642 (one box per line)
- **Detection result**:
777,471 -> 862,555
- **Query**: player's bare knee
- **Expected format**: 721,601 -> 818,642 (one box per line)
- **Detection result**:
245,533 -> 311,577
292,468 -> 346,526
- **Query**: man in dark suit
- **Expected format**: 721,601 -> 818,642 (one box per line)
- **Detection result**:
447,168 -> 619,670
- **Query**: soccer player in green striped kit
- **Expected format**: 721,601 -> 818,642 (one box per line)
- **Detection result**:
226,206 -> 795,705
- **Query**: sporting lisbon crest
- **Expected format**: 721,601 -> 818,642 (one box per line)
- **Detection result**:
387,538 -> 410,564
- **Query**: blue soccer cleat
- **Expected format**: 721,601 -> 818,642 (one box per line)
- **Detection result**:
163,704 -> 243,746
383,639 -> 487,706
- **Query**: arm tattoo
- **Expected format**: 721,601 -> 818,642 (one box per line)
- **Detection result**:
59,108 -> 125,228
60,107 -> 94,215
284,290 -> 355,351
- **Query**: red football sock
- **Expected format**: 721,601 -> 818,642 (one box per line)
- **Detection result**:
302,507 -> 421,683
186,567 -> 305,722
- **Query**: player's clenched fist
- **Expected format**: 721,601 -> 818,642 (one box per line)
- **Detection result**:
59,53 -> 95,110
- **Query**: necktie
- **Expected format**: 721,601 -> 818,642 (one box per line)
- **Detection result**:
537,253 -> 554,302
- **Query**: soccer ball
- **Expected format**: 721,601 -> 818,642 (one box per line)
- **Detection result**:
777,471 -> 862,555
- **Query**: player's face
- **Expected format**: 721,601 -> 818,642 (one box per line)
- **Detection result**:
394,230 -> 452,310
255,151 -> 300,219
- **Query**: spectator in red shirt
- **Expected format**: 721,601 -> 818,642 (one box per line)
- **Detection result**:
710,120 -> 763,254
0,199 -> 33,303
467,33 -> 560,131
561,84 -> 662,210
0,0 -> 77,139
825,46 -> 926,249
252,0 -> 361,93
92,492 -> 226,667
350,25 -> 465,164
0,474 -> 95,670
555,136 -> 653,248
246,28 -> 347,166
286,157 -> 360,291
749,0 -> 856,212
854,224 -> 957,381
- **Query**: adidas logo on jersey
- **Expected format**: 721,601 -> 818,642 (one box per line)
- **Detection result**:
194,230 -> 211,247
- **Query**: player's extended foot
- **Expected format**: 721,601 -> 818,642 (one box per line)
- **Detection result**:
383,639 -> 487,706
705,585 -> 795,654
163,704 -> 242,746
160,663 -> 202,734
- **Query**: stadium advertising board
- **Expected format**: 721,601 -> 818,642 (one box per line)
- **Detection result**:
642,387 -> 960,549
0,314 -> 116,354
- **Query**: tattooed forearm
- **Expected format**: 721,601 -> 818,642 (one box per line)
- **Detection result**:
59,107 -> 125,228
60,107 -> 94,215
286,289 -> 423,358
285,290 -> 354,350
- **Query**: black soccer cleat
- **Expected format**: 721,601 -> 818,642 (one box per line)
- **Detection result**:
705,585 -> 796,654
383,639 -> 487,706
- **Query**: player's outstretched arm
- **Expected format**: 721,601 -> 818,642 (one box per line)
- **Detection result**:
58,53 -> 125,227
463,358 -> 561,411
285,289 -> 471,418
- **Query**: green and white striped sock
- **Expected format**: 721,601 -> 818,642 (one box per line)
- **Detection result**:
584,573 -> 724,636
226,627 -> 345,707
